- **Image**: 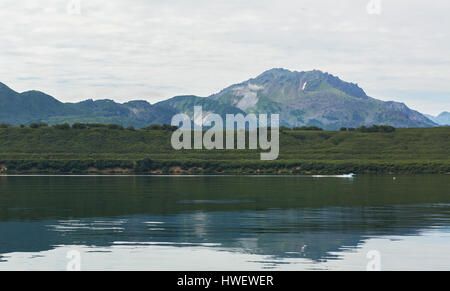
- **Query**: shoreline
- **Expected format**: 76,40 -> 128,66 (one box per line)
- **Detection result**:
1,171 -> 449,176
1,162 -> 449,175
1,174 -> 449,178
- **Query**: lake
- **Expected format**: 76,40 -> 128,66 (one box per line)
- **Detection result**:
0,175 -> 449,271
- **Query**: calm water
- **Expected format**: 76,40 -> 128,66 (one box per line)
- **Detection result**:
0,175 -> 449,271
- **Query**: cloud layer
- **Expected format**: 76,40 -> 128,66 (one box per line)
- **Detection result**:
0,0 -> 449,114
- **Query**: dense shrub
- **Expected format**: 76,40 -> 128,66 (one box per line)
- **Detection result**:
53,123 -> 71,130
0,125 -> 447,174
107,124 -> 124,130
145,124 -> 178,131
358,125 -> 396,133
29,122 -> 48,128
72,123 -> 88,129
85,123 -> 107,128
135,158 -> 153,172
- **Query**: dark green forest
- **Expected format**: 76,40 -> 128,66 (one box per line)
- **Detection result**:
0,123 -> 449,175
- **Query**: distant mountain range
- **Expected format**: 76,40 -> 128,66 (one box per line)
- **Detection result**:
425,112 -> 450,126
0,82 -> 176,128
0,68 -> 441,129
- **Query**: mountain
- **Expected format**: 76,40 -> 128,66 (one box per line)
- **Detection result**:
157,95 -> 246,120
210,68 -> 437,129
425,112 -> 450,126
41,100 -> 178,128
0,69 -> 440,129
0,82 -> 176,127
0,83 -> 70,124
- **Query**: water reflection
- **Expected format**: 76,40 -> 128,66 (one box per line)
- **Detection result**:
0,175 -> 449,270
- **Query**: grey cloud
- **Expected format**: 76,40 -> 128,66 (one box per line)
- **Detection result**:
0,0 -> 449,114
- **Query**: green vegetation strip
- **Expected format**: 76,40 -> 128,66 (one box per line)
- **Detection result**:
0,124 -> 449,175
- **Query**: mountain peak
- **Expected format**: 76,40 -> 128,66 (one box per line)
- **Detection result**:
253,68 -> 368,100
209,69 -> 434,129
0,76 -> 440,129
124,100 -> 152,107
257,68 -> 296,77
258,68 -> 331,78
20,90 -> 62,106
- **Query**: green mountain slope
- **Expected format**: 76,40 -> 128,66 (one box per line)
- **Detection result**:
0,83 -> 71,124
0,82 -> 176,127
0,69 -> 441,129
156,95 -> 246,120
210,68 -> 437,129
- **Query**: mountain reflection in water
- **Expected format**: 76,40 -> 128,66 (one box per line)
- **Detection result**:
0,175 -> 449,270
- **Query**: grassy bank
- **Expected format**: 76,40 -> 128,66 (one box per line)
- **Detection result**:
0,125 -> 449,175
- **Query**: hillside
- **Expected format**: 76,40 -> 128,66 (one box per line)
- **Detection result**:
157,95 -> 246,120
0,82 -> 176,127
0,69 -> 440,129
210,69 -> 436,129
0,126 -> 448,175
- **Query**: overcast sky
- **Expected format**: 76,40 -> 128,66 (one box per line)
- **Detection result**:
0,0 -> 449,115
